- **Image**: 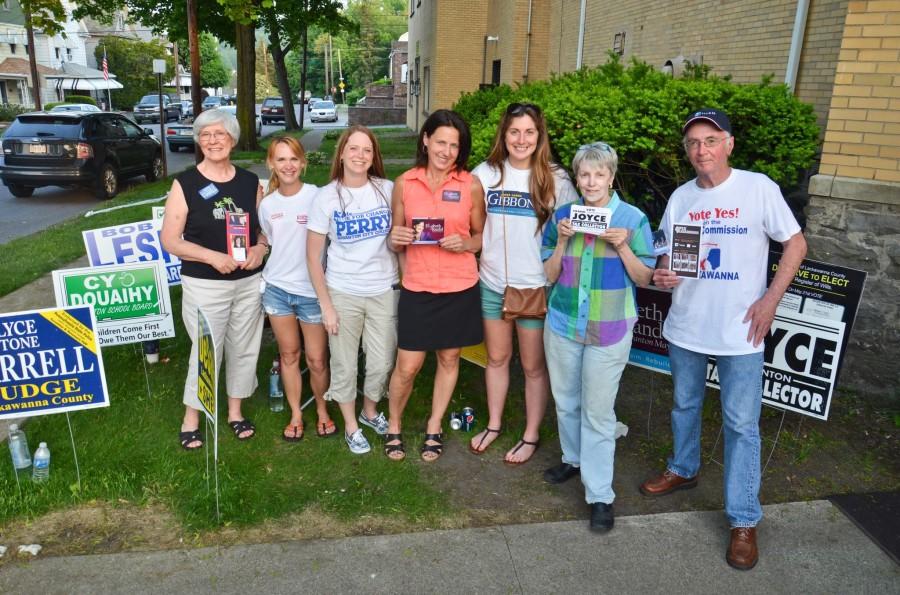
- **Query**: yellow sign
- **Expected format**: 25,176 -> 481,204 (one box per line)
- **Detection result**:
339,82 -> 345,90
460,342 -> 487,368
196,309 -> 216,421
39,309 -> 97,355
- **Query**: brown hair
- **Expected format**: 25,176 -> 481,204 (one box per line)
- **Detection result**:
329,125 -> 386,181
485,102 -> 557,231
265,136 -> 307,196
414,109 -> 472,171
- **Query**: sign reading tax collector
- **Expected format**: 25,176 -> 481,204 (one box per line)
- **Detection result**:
52,262 -> 175,347
0,306 -> 109,419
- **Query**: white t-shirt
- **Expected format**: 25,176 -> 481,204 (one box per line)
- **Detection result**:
473,160 -> 578,293
307,178 -> 398,296
259,184 -> 318,297
659,168 -> 801,355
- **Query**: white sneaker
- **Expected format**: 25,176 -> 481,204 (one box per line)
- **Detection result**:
345,429 -> 371,454
358,411 -> 389,435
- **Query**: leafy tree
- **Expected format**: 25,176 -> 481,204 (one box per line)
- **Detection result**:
23,0 -> 66,109
198,33 -> 231,90
95,36 -> 174,108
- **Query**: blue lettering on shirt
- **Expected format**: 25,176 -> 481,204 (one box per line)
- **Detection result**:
486,189 -> 535,217
333,207 -> 392,243
199,183 -> 219,200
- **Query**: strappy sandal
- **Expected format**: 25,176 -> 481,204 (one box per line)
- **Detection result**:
316,420 -> 338,438
283,422 -> 304,442
179,429 -> 203,451
228,418 -> 256,441
384,433 -> 406,461
504,438 -> 540,465
420,432 -> 444,463
469,426 -> 502,455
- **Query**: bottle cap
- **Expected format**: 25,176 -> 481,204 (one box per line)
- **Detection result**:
39,442 -> 47,448
9,424 -> 18,431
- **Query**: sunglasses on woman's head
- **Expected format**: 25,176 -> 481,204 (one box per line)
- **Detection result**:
506,102 -> 541,116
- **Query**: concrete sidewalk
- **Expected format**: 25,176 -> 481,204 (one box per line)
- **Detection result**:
0,501 -> 896,594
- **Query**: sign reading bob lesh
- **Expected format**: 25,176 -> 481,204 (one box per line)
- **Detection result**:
628,252 -> 866,420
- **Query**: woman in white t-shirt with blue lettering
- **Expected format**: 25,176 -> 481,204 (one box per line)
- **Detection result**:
259,136 -> 336,442
307,126 -> 398,455
471,102 -> 578,464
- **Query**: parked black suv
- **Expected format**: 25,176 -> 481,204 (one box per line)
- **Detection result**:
0,112 -> 163,199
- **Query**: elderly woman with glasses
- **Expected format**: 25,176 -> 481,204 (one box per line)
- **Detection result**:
541,142 -> 655,533
161,108 -> 267,450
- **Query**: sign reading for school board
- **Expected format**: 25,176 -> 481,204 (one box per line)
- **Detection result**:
51,262 -> 175,347
628,254 -> 866,420
83,219 -> 182,286
0,306 -> 109,420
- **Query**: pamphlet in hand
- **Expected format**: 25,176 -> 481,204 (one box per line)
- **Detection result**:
226,212 -> 250,262
569,204 -> 612,235
411,217 -> 445,244
670,223 -> 701,278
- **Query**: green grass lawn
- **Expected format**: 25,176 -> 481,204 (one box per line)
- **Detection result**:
317,127 -> 417,163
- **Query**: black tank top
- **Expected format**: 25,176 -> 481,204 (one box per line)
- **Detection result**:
176,166 -> 260,280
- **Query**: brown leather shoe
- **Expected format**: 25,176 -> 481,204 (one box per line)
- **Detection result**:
726,527 -> 758,570
639,469 -> 698,497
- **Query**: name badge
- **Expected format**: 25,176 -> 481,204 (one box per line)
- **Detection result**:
199,183 -> 219,200
442,189 -> 461,202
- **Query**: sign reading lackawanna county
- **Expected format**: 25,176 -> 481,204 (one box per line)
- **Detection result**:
0,306 -> 109,419
51,262 -> 175,347
628,254 -> 866,420
82,219 -> 182,286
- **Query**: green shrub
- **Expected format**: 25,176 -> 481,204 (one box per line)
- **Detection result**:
346,87 -> 365,105
453,55 -> 820,223
306,151 -> 328,166
62,94 -> 97,106
43,102 -> 64,110
0,104 -> 33,120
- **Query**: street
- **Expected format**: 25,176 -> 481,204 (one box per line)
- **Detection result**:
0,105 -> 347,245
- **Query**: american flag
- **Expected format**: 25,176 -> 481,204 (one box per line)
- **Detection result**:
102,49 -> 109,81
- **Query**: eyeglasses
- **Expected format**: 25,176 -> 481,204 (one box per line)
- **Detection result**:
198,131 -> 230,143
683,136 -> 730,151
506,102 -> 541,116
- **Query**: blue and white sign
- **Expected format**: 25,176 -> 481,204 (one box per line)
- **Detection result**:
83,219 -> 182,286
0,306 -> 109,419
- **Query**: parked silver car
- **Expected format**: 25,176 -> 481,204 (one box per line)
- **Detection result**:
310,100 -> 337,123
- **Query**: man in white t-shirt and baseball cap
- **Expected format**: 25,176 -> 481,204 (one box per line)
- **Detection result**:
641,108 -> 807,570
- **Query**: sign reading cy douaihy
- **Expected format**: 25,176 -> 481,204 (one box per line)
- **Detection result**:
52,261 -> 175,347
628,254 -> 866,420
83,219 -> 182,286
0,306 -> 109,419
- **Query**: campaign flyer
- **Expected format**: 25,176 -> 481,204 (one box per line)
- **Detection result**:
226,212 -> 250,262
412,217 -> 444,244
670,223 -> 701,278
569,205 -> 611,235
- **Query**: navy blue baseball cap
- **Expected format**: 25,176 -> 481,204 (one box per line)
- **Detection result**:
683,108 -> 732,134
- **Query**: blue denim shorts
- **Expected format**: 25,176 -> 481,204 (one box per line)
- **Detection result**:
262,282 -> 323,324
479,281 -> 544,330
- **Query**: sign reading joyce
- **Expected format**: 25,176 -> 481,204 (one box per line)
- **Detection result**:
52,261 -> 175,347
0,306 -> 109,419
83,219 -> 182,286
569,204 -> 611,235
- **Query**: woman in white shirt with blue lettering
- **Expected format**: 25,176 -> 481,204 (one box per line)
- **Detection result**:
307,126 -> 398,455
470,102 -> 578,464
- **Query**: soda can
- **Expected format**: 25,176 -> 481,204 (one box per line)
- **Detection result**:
461,407 -> 476,432
449,412 -> 462,431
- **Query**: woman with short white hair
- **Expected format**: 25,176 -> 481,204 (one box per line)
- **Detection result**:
161,109 -> 267,450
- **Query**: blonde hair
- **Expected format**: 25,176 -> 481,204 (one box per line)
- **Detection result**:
265,136 -> 307,196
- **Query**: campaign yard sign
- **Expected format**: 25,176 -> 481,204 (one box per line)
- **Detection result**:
628,254 -> 866,420
52,262 -> 175,347
0,306 -> 109,419
83,219 -> 182,286
197,308 -> 217,424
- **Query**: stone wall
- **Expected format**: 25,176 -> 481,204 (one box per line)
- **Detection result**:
806,175 -> 900,401
348,106 -> 406,127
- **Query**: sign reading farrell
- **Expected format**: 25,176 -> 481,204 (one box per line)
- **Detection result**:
0,306 -> 109,419
52,262 -> 175,347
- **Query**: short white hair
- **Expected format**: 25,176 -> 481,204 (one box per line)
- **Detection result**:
193,108 -> 240,144
572,141 -> 618,177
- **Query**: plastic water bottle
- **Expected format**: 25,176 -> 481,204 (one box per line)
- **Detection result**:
32,442 -> 50,482
142,340 -> 160,364
269,357 -> 284,412
7,423 -> 31,472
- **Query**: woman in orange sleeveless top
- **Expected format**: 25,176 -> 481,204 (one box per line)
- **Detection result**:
384,110 -> 486,462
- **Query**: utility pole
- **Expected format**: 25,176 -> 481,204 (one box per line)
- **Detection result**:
337,48 -> 345,104
329,35 -> 335,98
24,0 -> 41,110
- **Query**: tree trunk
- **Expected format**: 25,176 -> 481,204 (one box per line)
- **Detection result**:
24,5 -> 41,110
298,22 -> 308,130
187,0 -> 202,164
235,22 -> 257,152
268,29 -> 298,131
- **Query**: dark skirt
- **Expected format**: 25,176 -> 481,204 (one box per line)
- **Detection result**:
397,283 -> 484,351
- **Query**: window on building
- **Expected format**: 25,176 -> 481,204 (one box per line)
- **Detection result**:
2,1 -> 10,11
24,44 -> 28,55
55,47 -> 60,60
491,60 -> 501,85
9,43 -> 15,54
401,63 -> 408,83
423,65 -> 430,114
613,32 -> 626,56
66,48 -> 72,61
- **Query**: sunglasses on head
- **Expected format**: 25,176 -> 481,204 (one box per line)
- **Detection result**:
578,141 -> 613,153
506,102 -> 541,116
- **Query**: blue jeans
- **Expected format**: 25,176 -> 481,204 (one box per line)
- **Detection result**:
666,342 -> 764,527
544,327 -> 631,505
